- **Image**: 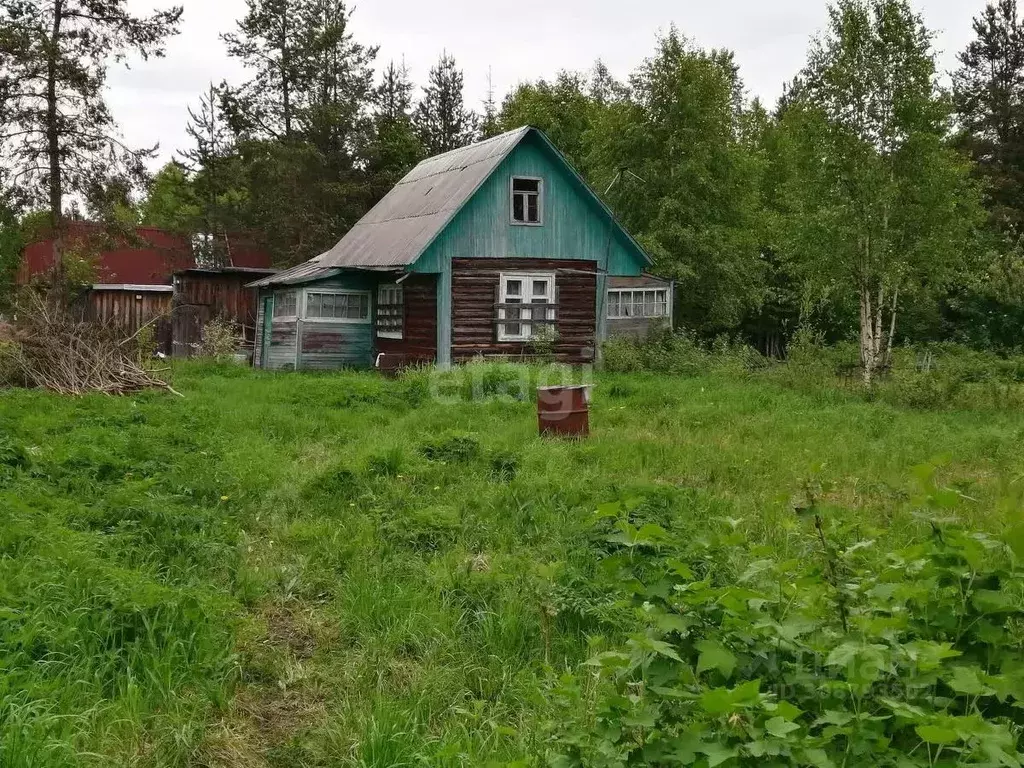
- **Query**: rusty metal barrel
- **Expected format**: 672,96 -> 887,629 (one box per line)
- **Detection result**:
537,385 -> 592,438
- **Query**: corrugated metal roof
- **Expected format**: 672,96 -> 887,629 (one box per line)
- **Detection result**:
250,125 -> 651,289
250,128 -> 529,288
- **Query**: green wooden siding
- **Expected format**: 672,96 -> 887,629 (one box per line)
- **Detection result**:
256,273 -> 377,370
413,133 -> 645,276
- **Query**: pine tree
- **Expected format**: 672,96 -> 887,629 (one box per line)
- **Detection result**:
0,0 -> 182,281
216,0 -> 379,265
953,0 -> 1024,237
295,0 -> 376,156
413,53 -> 478,155
221,0 -> 302,141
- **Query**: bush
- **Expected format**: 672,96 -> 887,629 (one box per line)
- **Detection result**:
0,338 -> 24,386
199,318 -> 242,360
602,330 -> 766,377
546,475 -> 1024,767
602,330 -> 707,375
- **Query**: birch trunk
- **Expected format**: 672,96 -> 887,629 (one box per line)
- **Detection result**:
860,282 -> 874,386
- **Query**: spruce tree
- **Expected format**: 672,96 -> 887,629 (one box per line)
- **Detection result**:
413,53 -> 478,155
953,0 -> 1024,237
480,68 -> 501,139
367,60 -> 423,193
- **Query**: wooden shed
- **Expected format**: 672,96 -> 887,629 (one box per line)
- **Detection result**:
171,267 -> 278,358
83,284 -> 174,354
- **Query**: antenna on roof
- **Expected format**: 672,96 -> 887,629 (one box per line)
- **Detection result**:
604,166 -> 647,196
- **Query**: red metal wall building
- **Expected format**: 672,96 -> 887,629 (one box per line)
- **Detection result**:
18,224 -> 273,285
18,225 -> 274,357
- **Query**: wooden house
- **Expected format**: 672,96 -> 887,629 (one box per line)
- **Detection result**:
249,126 -> 672,370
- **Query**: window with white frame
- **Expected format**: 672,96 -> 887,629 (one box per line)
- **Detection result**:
510,177 -> 542,225
607,288 -> 669,319
376,283 -> 404,339
304,290 -> 370,322
273,290 -> 298,319
498,272 -> 556,341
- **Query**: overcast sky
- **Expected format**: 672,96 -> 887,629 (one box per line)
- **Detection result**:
108,0 -> 985,167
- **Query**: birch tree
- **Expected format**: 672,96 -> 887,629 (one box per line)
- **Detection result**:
779,0 -> 983,384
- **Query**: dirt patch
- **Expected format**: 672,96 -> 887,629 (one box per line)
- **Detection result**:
263,603 -> 320,660
198,602 -> 335,765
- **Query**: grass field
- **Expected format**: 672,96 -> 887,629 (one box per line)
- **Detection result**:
2,361 -> 1024,767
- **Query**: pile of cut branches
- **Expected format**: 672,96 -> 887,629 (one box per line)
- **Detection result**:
8,291 -> 180,396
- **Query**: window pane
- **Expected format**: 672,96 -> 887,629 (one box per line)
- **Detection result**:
608,292 -> 620,317
506,279 -> 522,297
632,294 -> 644,317
644,292 -> 656,317
527,195 -> 539,222
533,279 -> 548,297
513,178 -> 539,193
307,293 -> 322,318
512,194 -> 524,221
326,294 -> 340,317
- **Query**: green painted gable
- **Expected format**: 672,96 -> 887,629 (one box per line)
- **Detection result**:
412,132 -> 646,276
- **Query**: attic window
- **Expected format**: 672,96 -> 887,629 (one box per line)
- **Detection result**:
511,177 -> 542,225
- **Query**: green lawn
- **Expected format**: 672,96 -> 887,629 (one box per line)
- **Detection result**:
2,362 -> 1023,767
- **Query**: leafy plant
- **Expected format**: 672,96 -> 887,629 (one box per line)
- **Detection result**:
547,475 -> 1024,767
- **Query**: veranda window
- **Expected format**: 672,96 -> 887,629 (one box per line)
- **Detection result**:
273,290 -> 298,319
607,288 -> 669,319
303,291 -> 370,322
497,272 -> 556,341
376,283 -> 404,339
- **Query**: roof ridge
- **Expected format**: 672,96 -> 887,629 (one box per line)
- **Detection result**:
409,126 -> 530,165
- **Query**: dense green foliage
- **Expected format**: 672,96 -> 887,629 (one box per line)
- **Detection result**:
2,362 -> 1024,765
549,483 -> 1024,766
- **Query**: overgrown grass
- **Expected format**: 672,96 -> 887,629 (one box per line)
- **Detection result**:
2,359 -> 1024,766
